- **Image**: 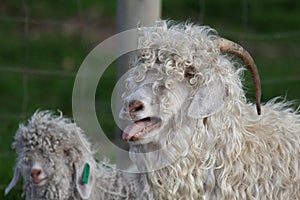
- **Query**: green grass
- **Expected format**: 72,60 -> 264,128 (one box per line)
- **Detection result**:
0,0 -> 300,199
244,57 -> 300,103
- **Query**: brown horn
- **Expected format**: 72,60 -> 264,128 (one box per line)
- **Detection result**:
214,38 -> 261,115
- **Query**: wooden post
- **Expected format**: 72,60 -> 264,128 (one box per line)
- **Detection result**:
116,0 -> 161,78
117,0 -> 161,32
115,0 -> 161,169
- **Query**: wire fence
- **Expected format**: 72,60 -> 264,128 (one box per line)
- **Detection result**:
1,0 -> 87,196
1,0 -> 300,197
0,0 -> 299,131
0,1 -> 299,127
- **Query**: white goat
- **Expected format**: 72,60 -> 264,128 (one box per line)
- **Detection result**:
5,111 -> 154,200
119,20 -> 300,199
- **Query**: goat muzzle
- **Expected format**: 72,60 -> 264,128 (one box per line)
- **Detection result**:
31,169 -> 47,184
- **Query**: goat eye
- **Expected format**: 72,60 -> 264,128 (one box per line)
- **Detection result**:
185,72 -> 195,79
184,66 -> 197,80
63,149 -> 70,156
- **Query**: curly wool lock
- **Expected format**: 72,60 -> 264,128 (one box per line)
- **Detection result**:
6,111 -> 155,200
119,20 -> 300,199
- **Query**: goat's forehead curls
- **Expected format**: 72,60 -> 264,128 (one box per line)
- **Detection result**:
137,21 -> 219,61
138,21 -> 218,50
126,22 -> 220,86
13,110 -> 91,153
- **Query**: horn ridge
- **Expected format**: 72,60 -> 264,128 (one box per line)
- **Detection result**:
214,38 -> 261,115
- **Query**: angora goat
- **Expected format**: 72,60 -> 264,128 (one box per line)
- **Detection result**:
5,111 -> 154,200
119,20 -> 300,199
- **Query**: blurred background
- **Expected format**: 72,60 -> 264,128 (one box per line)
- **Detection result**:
1,0 -> 299,198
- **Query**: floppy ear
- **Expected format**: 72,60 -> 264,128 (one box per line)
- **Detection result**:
74,159 -> 95,199
5,166 -> 21,195
188,80 -> 226,119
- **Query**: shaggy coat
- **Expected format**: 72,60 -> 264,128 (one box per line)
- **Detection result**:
119,21 -> 300,199
6,111 -> 154,200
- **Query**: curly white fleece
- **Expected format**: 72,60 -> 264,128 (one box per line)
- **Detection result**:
124,20 -> 300,199
10,111 -> 155,200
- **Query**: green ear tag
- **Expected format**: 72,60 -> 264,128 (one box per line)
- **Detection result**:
82,163 -> 90,184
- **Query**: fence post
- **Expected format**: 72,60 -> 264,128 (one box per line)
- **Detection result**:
115,0 -> 161,169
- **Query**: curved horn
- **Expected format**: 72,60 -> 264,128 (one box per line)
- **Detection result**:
214,38 -> 261,115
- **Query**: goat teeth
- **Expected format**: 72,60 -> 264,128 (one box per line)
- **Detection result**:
133,122 -> 161,139
134,132 -> 141,137
134,128 -> 147,138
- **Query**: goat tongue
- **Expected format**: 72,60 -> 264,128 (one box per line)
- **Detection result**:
122,119 -> 152,141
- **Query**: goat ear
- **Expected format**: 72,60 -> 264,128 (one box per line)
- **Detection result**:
188,80 -> 225,119
5,167 -> 21,195
74,160 -> 95,199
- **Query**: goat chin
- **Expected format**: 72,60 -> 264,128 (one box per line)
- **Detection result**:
129,116 -> 196,172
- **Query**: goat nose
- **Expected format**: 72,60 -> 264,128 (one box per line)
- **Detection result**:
31,169 -> 41,179
128,100 -> 144,113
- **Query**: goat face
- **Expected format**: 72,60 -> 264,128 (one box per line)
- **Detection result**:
119,65 -> 193,144
8,148 -> 74,200
7,138 -> 96,200
119,49 -> 227,145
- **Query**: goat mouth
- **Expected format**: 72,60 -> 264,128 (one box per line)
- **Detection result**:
32,177 -> 48,185
122,117 -> 161,141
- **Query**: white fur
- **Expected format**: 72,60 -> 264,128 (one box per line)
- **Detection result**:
120,20 -> 300,199
6,111 -> 155,200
